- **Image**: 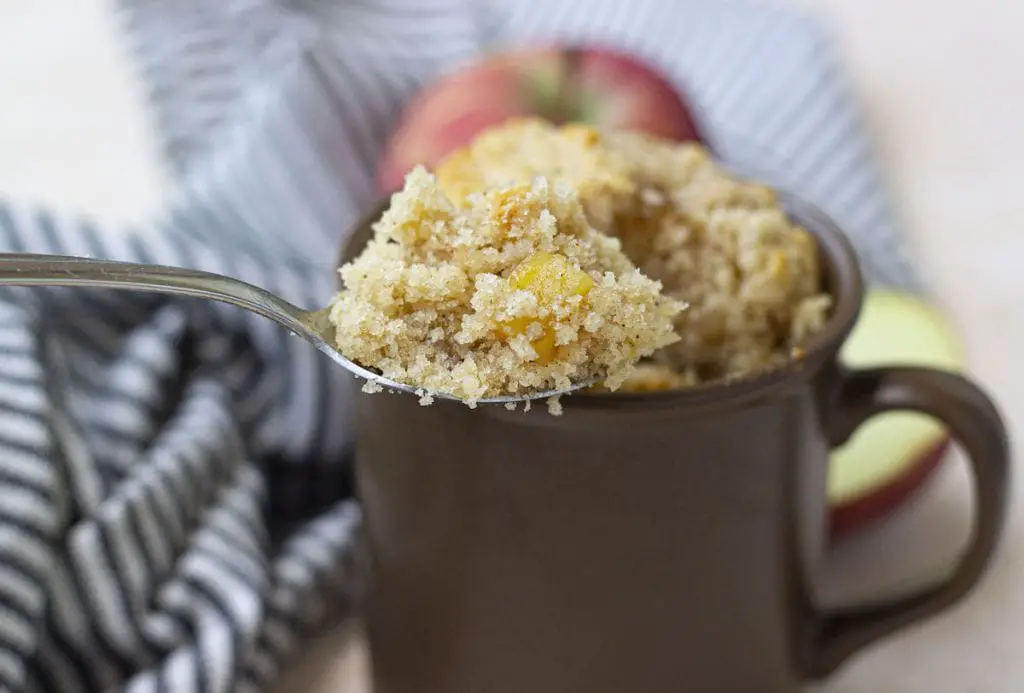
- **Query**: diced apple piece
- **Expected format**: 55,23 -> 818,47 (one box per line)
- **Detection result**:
502,251 -> 594,364
508,251 -> 595,300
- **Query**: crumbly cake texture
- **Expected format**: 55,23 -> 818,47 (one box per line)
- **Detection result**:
328,166 -> 683,407
434,118 -> 833,389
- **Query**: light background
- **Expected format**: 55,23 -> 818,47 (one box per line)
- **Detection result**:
0,1 -> 1020,691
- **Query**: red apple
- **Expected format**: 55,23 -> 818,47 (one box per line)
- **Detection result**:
829,290 -> 965,537
376,45 -> 704,194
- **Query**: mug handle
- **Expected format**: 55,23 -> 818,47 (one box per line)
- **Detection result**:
805,365 -> 1011,679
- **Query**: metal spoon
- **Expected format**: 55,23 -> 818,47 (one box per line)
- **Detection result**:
0,253 -> 591,404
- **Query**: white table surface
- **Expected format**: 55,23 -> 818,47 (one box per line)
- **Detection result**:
0,1 -> 1020,691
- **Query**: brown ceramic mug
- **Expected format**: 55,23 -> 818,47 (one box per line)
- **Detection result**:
337,194 -> 1010,693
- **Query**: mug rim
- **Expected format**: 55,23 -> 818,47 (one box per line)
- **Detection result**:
336,187 -> 865,411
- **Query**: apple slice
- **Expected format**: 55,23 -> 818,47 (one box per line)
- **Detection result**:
829,289 -> 965,536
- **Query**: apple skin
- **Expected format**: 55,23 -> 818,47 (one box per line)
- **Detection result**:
376,45 -> 704,193
829,438 -> 950,538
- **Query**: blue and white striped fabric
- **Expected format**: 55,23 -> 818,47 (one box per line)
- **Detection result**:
0,1 -> 922,691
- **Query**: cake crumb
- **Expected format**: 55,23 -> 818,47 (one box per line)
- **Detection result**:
361,380 -> 383,394
546,395 -> 563,416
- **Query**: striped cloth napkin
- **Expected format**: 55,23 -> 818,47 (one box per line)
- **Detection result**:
0,1 -> 922,691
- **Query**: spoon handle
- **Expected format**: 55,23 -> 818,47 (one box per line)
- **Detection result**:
0,253 -> 588,404
0,252 -> 313,334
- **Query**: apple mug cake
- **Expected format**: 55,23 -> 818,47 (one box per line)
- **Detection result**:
328,118 -> 832,408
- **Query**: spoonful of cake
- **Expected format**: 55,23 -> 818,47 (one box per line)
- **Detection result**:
0,168 -> 682,409
327,166 -> 683,407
